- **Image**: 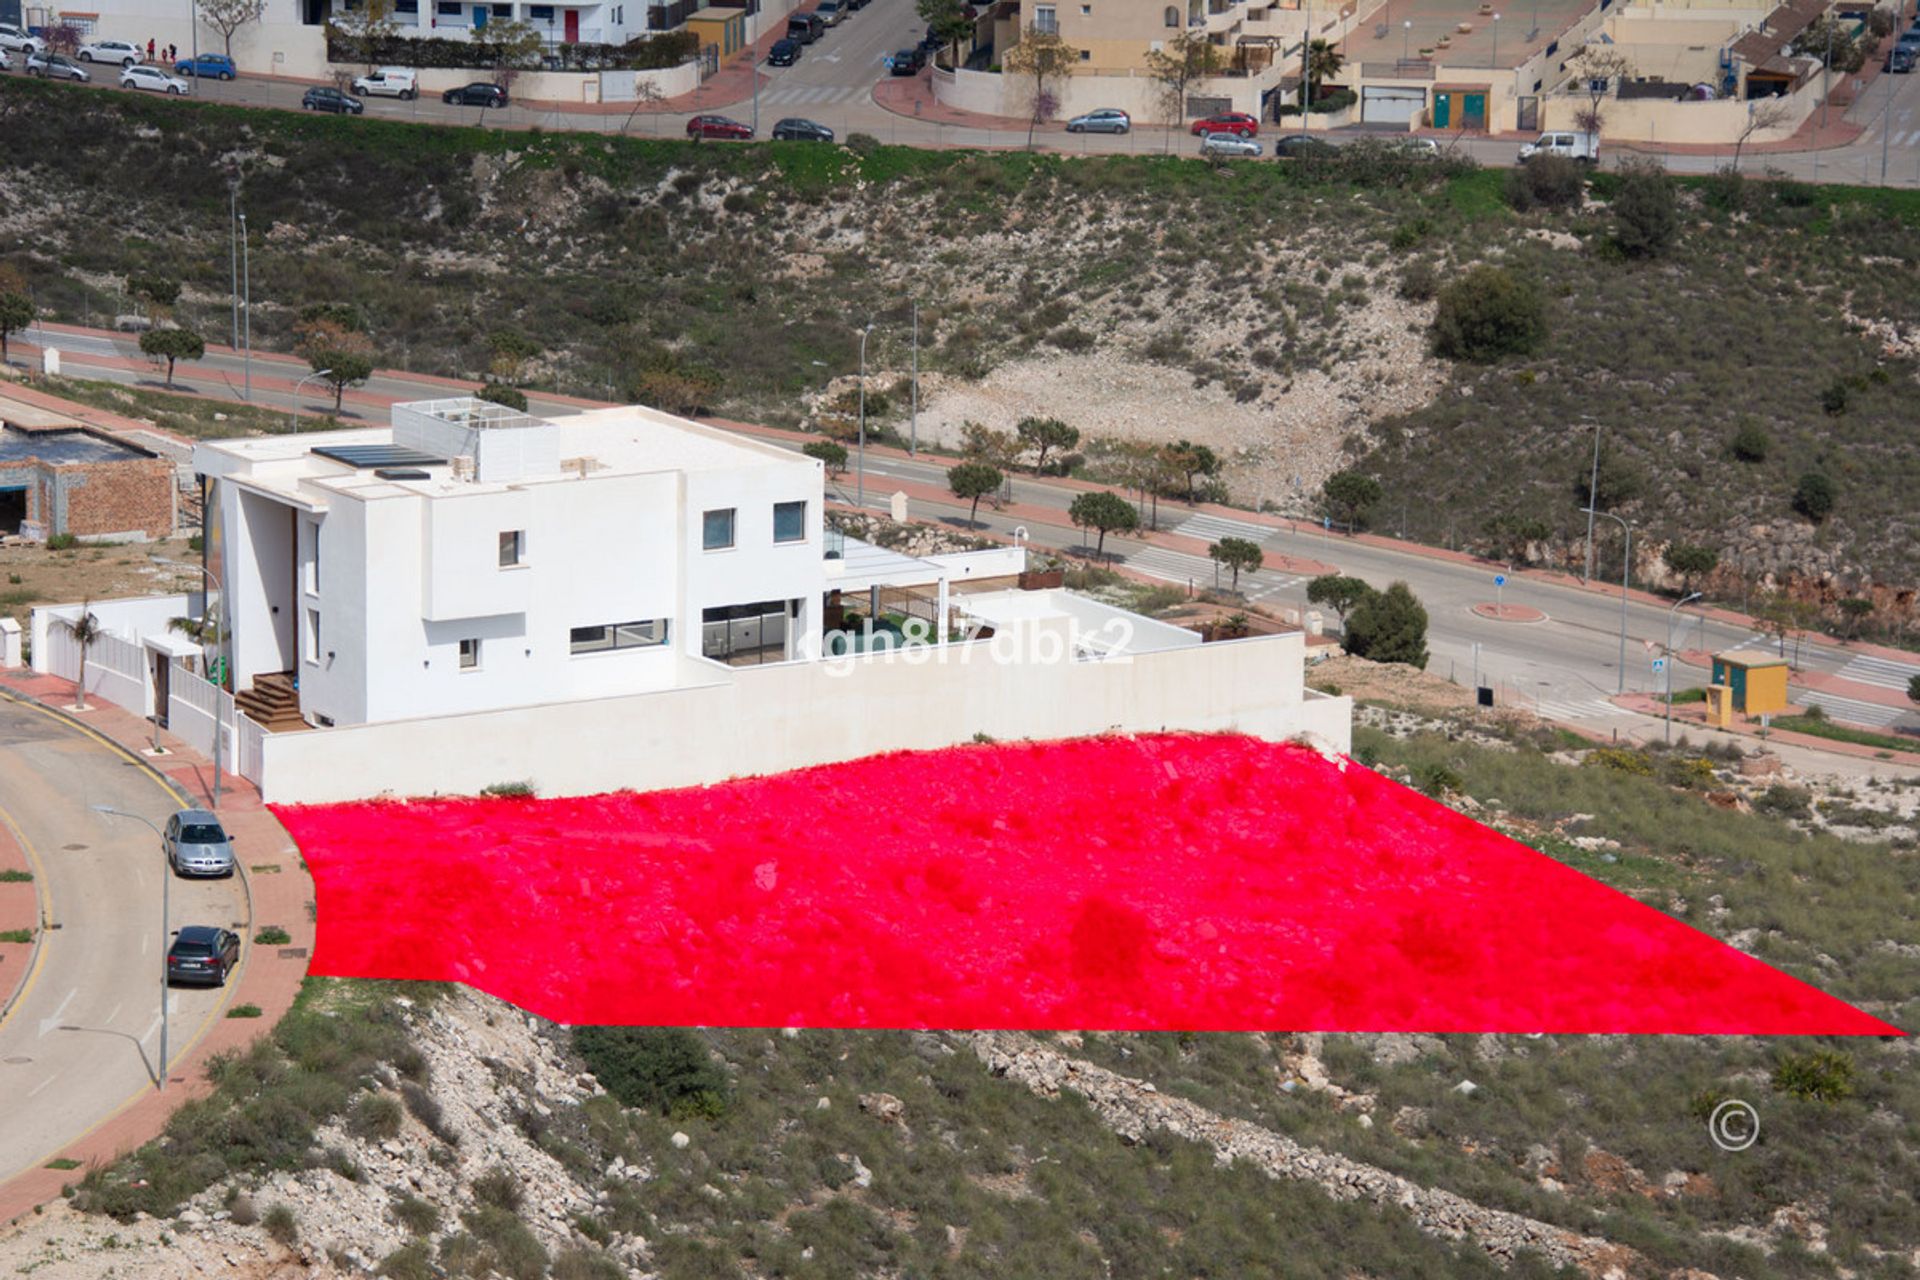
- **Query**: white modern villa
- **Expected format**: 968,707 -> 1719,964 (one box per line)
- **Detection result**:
28,397 -> 1350,802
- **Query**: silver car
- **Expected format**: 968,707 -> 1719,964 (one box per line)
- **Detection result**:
1200,132 -> 1262,158
26,51 -> 90,81
1066,108 -> 1131,134
165,809 -> 236,877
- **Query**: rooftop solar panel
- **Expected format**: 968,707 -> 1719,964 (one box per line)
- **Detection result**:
312,444 -> 447,469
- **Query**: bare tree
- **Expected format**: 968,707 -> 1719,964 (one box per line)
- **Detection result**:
1003,23 -> 1079,150
621,77 -> 666,135
1145,30 -> 1224,150
1567,46 -> 1632,136
1729,97 -> 1793,171
195,0 -> 266,61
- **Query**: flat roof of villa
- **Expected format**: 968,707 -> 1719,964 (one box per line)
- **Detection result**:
1349,0 -> 1600,73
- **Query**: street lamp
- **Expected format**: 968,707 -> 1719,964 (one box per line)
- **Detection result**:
155,558 -> 228,808
239,210 -> 252,402
1582,418 -> 1601,584
1665,590 -> 1701,744
1583,506 -> 1632,694
91,804 -> 172,1092
291,369 -> 332,431
1402,18 -> 1413,62
856,320 -> 874,511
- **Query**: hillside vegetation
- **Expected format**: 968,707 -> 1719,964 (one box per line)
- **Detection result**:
2,81 -> 1917,614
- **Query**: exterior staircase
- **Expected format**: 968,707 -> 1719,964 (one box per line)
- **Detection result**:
234,672 -> 309,733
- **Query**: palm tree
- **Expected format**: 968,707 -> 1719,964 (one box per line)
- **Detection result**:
1306,39 -> 1344,106
70,603 -> 103,711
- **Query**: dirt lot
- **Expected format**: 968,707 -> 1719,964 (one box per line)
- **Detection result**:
0,537 -> 203,630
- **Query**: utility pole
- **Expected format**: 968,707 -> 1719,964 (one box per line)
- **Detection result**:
1583,419 -> 1601,584
1665,591 -> 1701,744
228,183 -> 239,350
240,210 -> 251,402
856,320 -> 874,510
1585,507 -> 1631,694
1821,19 -> 1832,130
909,300 -> 919,457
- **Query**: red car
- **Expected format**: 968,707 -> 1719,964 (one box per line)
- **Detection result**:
1190,111 -> 1259,138
687,114 -> 753,140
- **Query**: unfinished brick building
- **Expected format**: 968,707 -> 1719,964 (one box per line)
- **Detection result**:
0,395 -> 175,542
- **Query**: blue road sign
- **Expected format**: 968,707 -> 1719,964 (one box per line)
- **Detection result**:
1651,657 -> 1667,673
1493,573 -> 1508,588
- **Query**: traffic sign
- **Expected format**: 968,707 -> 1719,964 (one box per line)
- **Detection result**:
1651,657 -> 1667,673
1493,573 -> 1507,588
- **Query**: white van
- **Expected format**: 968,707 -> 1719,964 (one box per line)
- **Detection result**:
1518,131 -> 1599,164
351,66 -> 417,99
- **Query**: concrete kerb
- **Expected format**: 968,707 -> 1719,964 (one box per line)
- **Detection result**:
0,808 -> 48,1034
0,674 -> 311,1226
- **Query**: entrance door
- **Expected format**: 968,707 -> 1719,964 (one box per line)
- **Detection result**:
563,8 -> 578,39
1463,92 -> 1487,129
471,3 -> 487,26
151,651 -> 171,730
1433,91 -> 1451,128
1361,85 -> 1425,125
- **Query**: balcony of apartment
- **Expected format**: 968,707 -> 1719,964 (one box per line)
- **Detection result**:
1189,0 -> 1251,37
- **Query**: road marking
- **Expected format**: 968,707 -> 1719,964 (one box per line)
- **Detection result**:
0,804 -> 55,1039
1530,694 -> 1621,721
1835,653 -> 1920,693
1125,545 -> 1301,595
1170,513 -> 1278,544
1793,690 -> 1910,729
28,1075 -> 55,1098
105,1001 -> 122,1024
37,988 -> 76,1039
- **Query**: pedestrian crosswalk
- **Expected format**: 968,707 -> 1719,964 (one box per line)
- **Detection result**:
1170,513 -> 1279,544
1122,545 -> 1299,598
1793,690 -> 1912,729
1529,693 -> 1622,722
1835,653 -> 1920,694
755,84 -> 871,107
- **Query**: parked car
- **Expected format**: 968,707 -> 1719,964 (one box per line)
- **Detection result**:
687,113 -> 752,139
1066,107 -> 1130,134
889,46 -> 926,75
443,81 -> 507,107
786,11 -> 824,42
121,63 -> 189,94
173,51 -> 235,79
0,48 -> 9,70
772,116 -> 834,141
1889,45 -> 1917,73
1392,135 -> 1440,155
165,809 -> 236,877
26,51 -> 89,81
1517,129 -> 1599,163
352,65 -> 417,97
302,84 -> 365,114
815,0 -> 846,23
766,37 -> 802,66
1273,133 -> 1339,158
78,38 -> 141,66
1201,132 -> 1263,158
1190,111 -> 1259,138
166,925 -> 240,987
0,23 -> 46,55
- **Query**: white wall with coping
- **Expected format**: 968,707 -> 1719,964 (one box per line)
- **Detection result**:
933,63 -> 1288,125
1540,73 -> 1815,139
31,592 -> 198,669
256,629 -> 1353,803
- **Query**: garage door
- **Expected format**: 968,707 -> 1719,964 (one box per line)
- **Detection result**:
1362,85 -> 1426,125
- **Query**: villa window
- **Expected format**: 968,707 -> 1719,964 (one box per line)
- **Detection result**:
773,500 -> 806,544
703,507 -> 736,550
304,609 -> 321,664
1034,4 -> 1058,33
499,529 -> 525,567
570,619 -> 670,654
459,638 -> 481,670
1163,6 -> 1178,25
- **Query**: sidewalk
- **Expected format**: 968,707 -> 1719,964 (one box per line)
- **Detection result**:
1613,691 -> 1920,763
0,815 -> 33,1036
0,672 -> 314,1227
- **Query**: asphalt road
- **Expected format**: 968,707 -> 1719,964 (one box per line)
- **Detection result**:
15,321 -> 1920,734
0,693 -> 247,1186
6,0 -> 1920,186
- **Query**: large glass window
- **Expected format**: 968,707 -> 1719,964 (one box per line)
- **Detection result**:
702,508 -> 736,550
570,619 -> 670,654
702,600 -> 793,665
499,529 -> 525,567
773,500 -> 807,544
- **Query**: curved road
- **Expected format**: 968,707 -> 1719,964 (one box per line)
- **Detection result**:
0,693 -> 247,1185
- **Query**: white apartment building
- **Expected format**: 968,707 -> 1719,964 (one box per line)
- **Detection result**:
196,397 -> 826,728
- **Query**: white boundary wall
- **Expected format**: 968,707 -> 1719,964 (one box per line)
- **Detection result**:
260,631 -> 1353,803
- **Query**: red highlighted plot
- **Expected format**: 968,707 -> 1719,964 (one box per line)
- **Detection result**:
274,735 -> 1901,1035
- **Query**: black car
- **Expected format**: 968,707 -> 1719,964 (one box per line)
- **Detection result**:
444,81 -> 507,107
166,926 -> 240,987
890,46 -> 926,75
772,116 -> 834,142
302,85 -> 364,115
1888,46 -> 1916,73
766,37 -> 801,66
1273,134 -> 1339,159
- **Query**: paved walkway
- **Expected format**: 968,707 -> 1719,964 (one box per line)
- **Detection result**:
0,671 -> 313,1227
0,814 -> 31,1030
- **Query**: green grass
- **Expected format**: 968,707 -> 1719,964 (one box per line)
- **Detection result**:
0,868 -> 31,882
1768,712 -> 1920,754
0,928 -> 32,944
253,925 -> 292,946
226,1004 -> 263,1019
44,1158 -> 82,1171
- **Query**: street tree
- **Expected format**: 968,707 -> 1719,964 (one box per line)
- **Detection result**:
197,0 -> 267,60
1003,24 -> 1079,150
1306,574 -> 1376,626
1144,31 -> 1223,145
960,421 -> 1021,470
1015,416 -> 1078,474
1321,470 -> 1382,532
1909,673 -> 1920,705
1567,46 -> 1632,136
0,273 -> 31,365
1837,596 -> 1874,640
802,440 -> 849,476
1344,581 -> 1430,668
1209,537 -> 1264,592
295,318 -> 377,413
1661,543 -> 1718,595
1069,490 -> 1138,559
947,461 -> 1003,527
1163,439 -> 1221,502
1730,97 -> 1792,172
916,0 -> 974,65
70,603 -> 103,712
139,326 -> 207,389
1791,15 -> 1865,73
1116,440 -> 1177,529
621,78 -> 666,136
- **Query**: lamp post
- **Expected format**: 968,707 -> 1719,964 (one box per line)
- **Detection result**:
855,320 -> 874,511
1490,12 -> 1500,79
909,300 -> 919,457
160,559 -> 228,808
239,210 -> 251,402
1583,419 -> 1601,584
91,805 -> 171,1091
228,183 -> 240,351
1402,17 -> 1412,61
1583,506 -> 1631,694
291,369 -> 332,432
1665,590 -> 1701,744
